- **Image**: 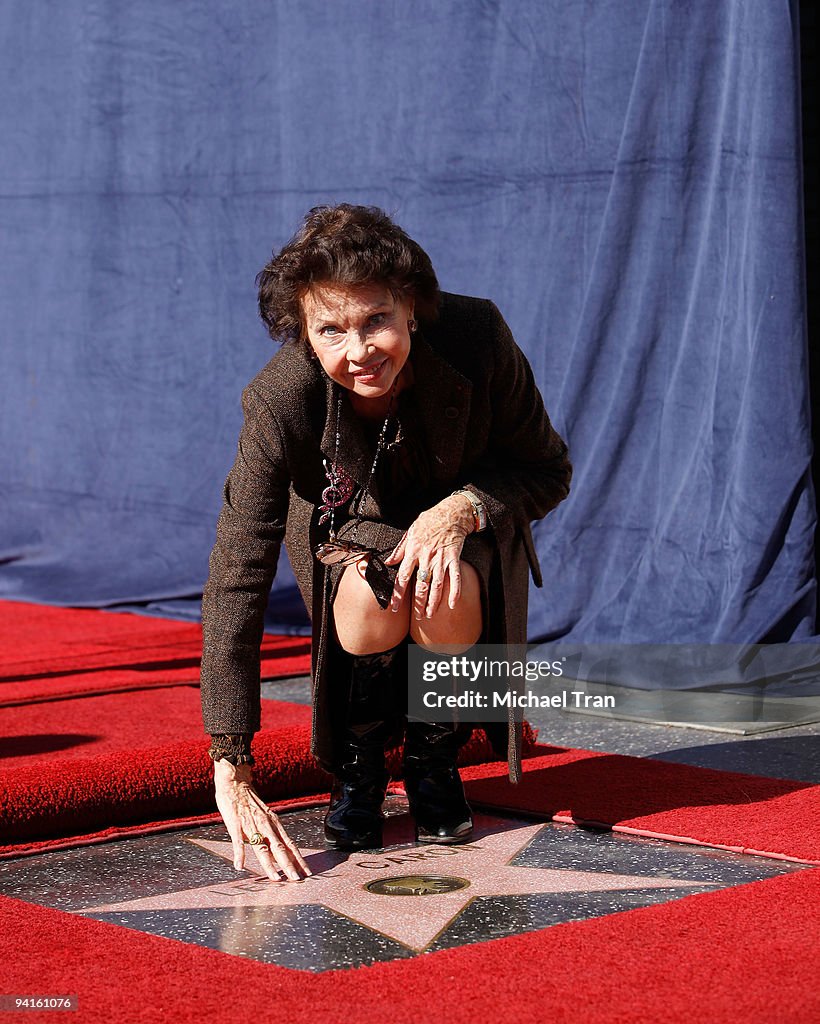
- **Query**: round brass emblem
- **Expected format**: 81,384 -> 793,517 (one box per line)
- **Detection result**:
365,874 -> 470,896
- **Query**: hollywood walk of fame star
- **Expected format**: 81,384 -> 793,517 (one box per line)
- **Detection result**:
79,816 -> 711,951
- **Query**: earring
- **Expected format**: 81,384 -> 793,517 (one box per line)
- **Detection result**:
407,319 -> 417,334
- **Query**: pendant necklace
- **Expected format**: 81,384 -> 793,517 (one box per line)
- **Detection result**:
316,380 -> 397,552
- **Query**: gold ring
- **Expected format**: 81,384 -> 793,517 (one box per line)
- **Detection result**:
248,832 -> 268,846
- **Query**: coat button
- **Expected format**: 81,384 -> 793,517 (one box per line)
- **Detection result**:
445,406 -> 459,419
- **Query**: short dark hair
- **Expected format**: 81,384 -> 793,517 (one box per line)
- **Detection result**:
256,204 -> 440,343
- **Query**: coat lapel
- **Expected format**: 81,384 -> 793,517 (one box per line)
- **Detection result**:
410,331 -> 473,484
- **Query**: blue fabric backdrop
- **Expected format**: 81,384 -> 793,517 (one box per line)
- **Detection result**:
0,0 -> 813,642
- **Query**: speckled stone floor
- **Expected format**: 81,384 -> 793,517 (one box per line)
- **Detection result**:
0,800 -> 806,973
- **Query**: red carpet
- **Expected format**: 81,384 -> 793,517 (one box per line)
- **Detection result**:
0,599 -> 310,704
5,727 -> 819,871
0,600 -> 317,853
0,712 -> 322,853
0,685 -> 312,766
0,725 -> 513,856
0,598 -> 526,856
461,750 -> 820,864
1,865 -> 817,1023
0,682 -> 511,855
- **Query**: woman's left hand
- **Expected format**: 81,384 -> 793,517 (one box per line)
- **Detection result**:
384,493 -> 474,619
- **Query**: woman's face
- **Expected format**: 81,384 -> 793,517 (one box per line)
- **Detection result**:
302,282 -> 414,402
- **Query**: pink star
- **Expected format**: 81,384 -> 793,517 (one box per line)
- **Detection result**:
81,816 -> 707,952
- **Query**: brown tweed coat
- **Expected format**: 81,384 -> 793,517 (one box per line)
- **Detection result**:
200,292 -> 571,781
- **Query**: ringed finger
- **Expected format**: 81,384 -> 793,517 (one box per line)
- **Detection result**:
413,568 -> 431,620
246,793 -> 309,879
237,807 -> 283,880
242,817 -> 289,880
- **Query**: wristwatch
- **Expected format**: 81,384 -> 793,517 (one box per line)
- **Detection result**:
452,488 -> 487,532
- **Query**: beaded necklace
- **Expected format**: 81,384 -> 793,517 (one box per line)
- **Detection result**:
314,380 -> 397,562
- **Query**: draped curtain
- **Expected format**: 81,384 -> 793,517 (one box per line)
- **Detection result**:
0,1 -> 812,642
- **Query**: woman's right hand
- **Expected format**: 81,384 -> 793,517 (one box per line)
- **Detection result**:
213,758 -> 312,881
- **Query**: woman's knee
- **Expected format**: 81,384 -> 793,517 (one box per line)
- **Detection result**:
410,561 -> 483,651
332,559 -> 410,655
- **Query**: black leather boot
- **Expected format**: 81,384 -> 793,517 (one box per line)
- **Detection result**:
403,719 -> 474,844
324,645 -> 405,851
